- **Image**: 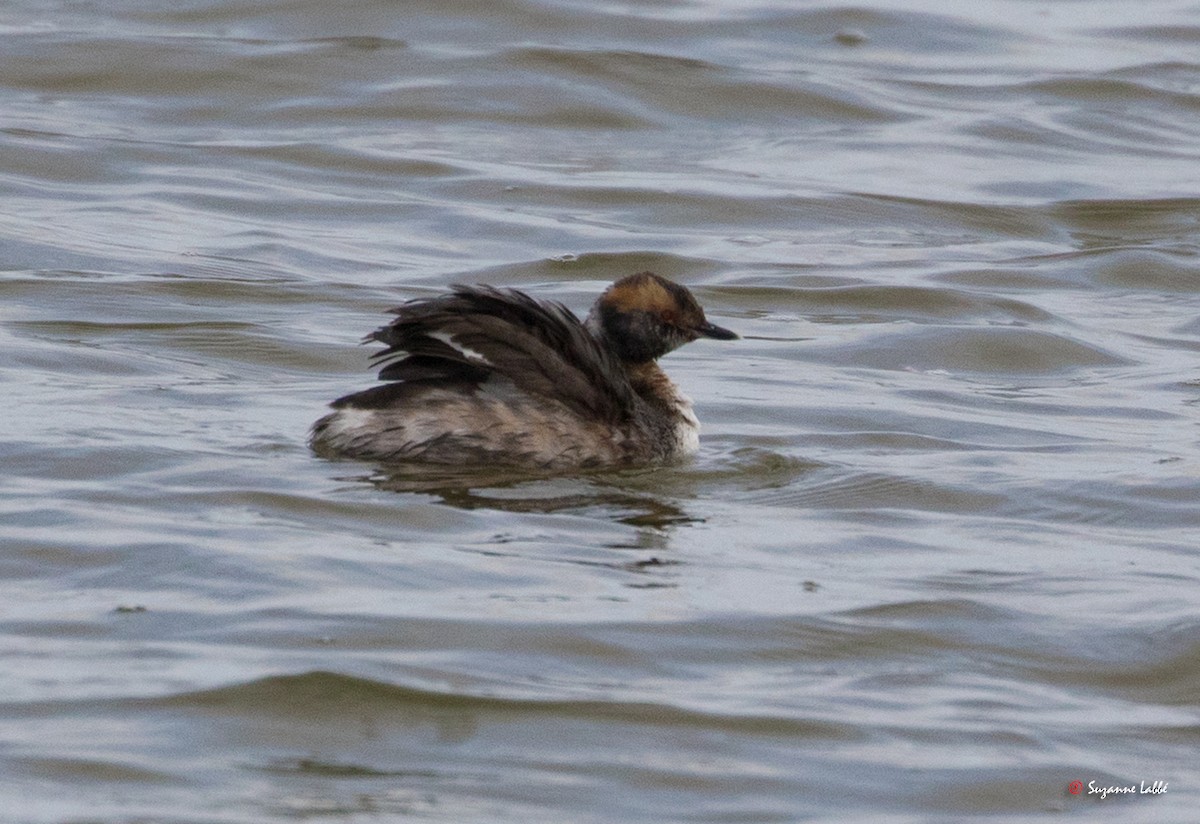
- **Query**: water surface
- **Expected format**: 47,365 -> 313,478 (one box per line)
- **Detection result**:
2,1 -> 1198,821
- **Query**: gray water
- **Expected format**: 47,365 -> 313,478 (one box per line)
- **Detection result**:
2,1 -> 1198,821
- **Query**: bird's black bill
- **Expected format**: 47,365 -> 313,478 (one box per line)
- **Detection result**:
697,320 -> 739,340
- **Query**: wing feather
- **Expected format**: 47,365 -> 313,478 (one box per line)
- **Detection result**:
366,285 -> 637,423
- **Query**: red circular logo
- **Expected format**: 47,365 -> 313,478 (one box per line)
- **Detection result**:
1068,780 -> 1083,795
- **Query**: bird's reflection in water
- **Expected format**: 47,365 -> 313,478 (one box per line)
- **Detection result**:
356,463 -> 693,525
325,463 -> 698,585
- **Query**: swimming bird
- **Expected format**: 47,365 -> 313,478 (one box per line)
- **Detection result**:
310,271 -> 737,469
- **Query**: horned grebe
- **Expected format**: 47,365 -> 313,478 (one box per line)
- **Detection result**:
310,272 -> 737,469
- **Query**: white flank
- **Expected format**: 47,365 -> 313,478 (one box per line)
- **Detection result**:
323,407 -> 375,440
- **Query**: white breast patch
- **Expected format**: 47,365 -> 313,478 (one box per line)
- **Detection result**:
673,393 -> 700,454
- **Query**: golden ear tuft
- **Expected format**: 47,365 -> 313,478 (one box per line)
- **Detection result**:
601,272 -> 677,315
